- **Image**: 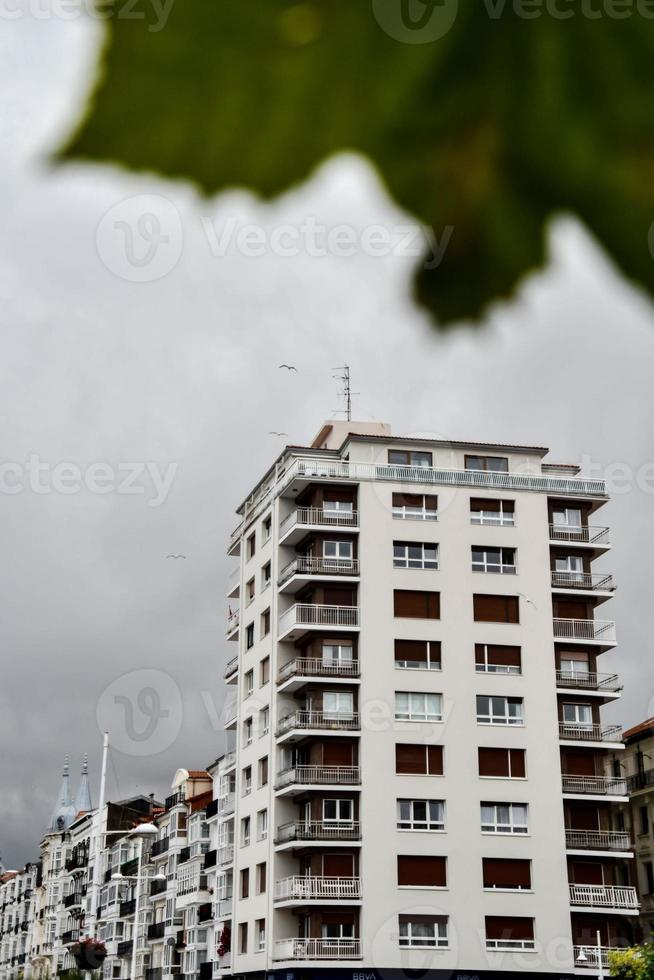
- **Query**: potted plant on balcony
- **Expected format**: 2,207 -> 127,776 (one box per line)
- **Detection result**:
69,939 -> 107,970
217,926 -> 231,959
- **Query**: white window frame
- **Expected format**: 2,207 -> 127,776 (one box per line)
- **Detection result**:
243,717 -> 253,747
475,644 -> 521,675
472,547 -> 517,574
323,799 -> 353,824
393,541 -> 439,570
323,499 -> 353,514
324,540 -> 353,562
476,695 -> 524,726
397,799 -> 445,832
256,921 -> 266,952
322,641 -> 354,665
393,495 -> 438,522
322,690 -> 354,719
481,802 -> 528,835
470,500 -> 515,526
395,691 -> 443,723
399,918 -> 448,949
245,671 -> 254,697
562,702 -> 593,729
259,706 -> 270,736
257,809 -> 268,841
552,507 -> 582,529
241,817 -> 250,847
395,640 -> 441,672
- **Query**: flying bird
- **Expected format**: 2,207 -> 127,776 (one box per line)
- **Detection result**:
269,431 -> 288,437
278,364 -> 298,372
166,554 -> 187,560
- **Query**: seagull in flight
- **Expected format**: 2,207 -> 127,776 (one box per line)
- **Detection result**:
269,431 -> 288,437
278,363 -> 298,372
166,554 -> 187,560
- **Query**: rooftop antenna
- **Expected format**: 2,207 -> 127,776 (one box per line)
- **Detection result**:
332,365 -> 359,421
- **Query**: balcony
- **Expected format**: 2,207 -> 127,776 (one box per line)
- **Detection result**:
278,604 -> 359,641
278,557 -> 360,593
626,769 -> 654,793
275,821 -> 362,848
569,884 -> 639,912
551,570 -> 615,595
218,793 -> 235,816
217,844 -> 234,866
120,898 -> 137,917
562,774 -> 627,798
145,969 -> 163,980
226,608 -> 239,640
227,567 -> 240,599
60,930 -> 80,945
274,875 -> 362,905
556,670 -> 622,696
276,710 -> 361,742
279,506 -> 359,546
275,765 -> 361,796
549,524 -> 610,547
573,947 -> 623,970
559,722 -> 623,745
165,791 -> 186,810
224,656 -> 238,683
151,836 -> 170,857
117,939 -> 133,957
553,618 -> 616,647
63,891 -> 85,909
204,849 -> 217,870
274,938 -> 362,961
148,921 -> 166,940
565,829 -> 632,853
277,657 -> 360,692
150,877 -> 167,897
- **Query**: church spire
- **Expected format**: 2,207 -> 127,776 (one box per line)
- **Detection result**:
48,755 -> 76,833
74,754 -> 92,814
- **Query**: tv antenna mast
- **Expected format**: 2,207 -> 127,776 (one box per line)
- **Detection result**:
332,365 -> 359,421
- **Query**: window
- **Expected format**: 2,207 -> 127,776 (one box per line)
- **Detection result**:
394,590 -> 440,619
261,562 -> 271,590
238,922 -> 248,954
397,799 -> 445,832
260,656 -> 270,686
470,497 -> 515,526
262,515 -> 272,542
322,921 -> 355,940
260,608 -> 270,638
465,455 -> 509,473
392,492 -> 438,521
477,695 -> 523,726
395,692 -> 442,722
478,747 -> 526,778
246,578 -> 255,604
324,498 -> 354,515
481,803 -> 528,834
245,623 -> 254,649
561,703 -> 593,730
256,863 -> 267,894
324,540 -> 353,563
472,546 -> 516,574
399,915 -> 448,949
256,918 -> 266,952
551,507 -> 582,530
644,862 -> 654,895
240,868 -> 249,899
259,706 -> 269,736
243,717 -> 253,747
322,641 -> 354,665
395,639 -> 441,671
323,799 -> 354,824
485,916 -> 534,951
246,533 -> 255,560
323,690 -> 354,719
258,756 -> 268,788
388,449 -> 433,468
473,594 -> 519,623
245,670 -> 254,696
483,858 -> 531,890
396,744 -> 443,775
640,806 -> 650,836
242,766 -> 252,796
393,541 -> 439,570
475,644 -> 521,675
397,855 -> 446,888
257,809 -> 268,841
554,555 -> 585,583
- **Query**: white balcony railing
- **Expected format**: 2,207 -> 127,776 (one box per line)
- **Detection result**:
565,829 -> 632,851
226,610 -> 239,635
274,938 -> 362,961
280,506 -> 359,537
562,774 -> 627,796
274,876 -> 361,902
556,670 -> 622,693
278,604 -> 359,636
223,656 -> 238,679
569,884 -> 639,910
549,524 -> 610,544
276,711 -> 360,736
275,765 -> 361,789
559,722 -> 623,743
551,571 -> 615,591
217,845 -> 234,865
553,619 -> 616,643
218,793 -> 235,816
573,947 -> 616,970
278,657 -> 360,684
275,821 -> 362,845
279,556 -> 360,585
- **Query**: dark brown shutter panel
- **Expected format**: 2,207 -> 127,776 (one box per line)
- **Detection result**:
483,858 -> 531,889
394,590 -> 440,619
393,492 -> 423,507
399,914 -> 448,926
395,744 -> 426,774
323,742 -> 353,766
427,745 -> 444,775
395,640 -> 428,664
570,862 -> 604,885
473,594 -> 519,623
470,497 -> 501,512
509,749 -> 526,778
323,854 -> 355,877
398,856 -> 446,887
485,917 -> 534,941
561,749 -> 596,776
482,645 -> 522,667
478,747 -> 509,777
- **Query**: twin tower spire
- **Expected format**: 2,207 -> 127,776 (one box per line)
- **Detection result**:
48,754 -> 92,833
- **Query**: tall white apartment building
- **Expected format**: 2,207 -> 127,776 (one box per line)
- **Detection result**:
222,420 -> 636,979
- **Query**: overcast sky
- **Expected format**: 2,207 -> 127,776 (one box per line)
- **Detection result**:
2,12 -> 654,869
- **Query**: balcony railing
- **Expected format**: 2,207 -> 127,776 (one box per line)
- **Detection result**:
626,769 -> 654,793
217,844 -> 234,866
224,656 -> 238,680
565,829 -> 632,851
275,765 -> 361,789
147,921 -> 166,940
551,571 -> 615,591
276,710 -> 360,736
278,658 -> 360,684
569,884 -> 639,910
218,793 -> 235,816
549,524 -> 610,544
279,557 -> 360,586
562,774 -> 627,796
573,947 -> 620,970
150,836 -> 170,857
278,604 -> 359,637
165,791 -> 185,810
559,722 -> 623,742
274,875 -> 362,902
150,877 -> 167,896
120,898 -> 137,917
117,940 -> 133,957
280,506 -> 359,538
275,821 -> 361,845
226,609 -> 239,635
274,938 -> 362,960
553,619 -> 616,643
556,670 -> 622,693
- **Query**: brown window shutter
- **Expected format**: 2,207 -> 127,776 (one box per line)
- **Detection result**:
323,742 -> 354,766
476,644 -> 521,668
473,594 -> 519,623
478,747 -> 509,777
393,492 -> 423,507
483,858 -> 531,889
394,590 -> 440,619
395,640 -> 428,664
427,745 -> 444,775
321,912 -> 356,926
397,856 -> 446,887
485,917 -> 534,941
561,749 -> 596,776
395,744 -> 426,774
470,497 -> 501,512
399,914 -> 448,927
509,749 -> 526,778
323,854 -> 355,877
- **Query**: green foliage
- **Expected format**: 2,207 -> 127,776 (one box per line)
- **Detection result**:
61,0 -> 654,325
609,942 -> 654,979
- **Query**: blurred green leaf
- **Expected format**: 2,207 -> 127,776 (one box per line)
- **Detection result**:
62,0 -> 654,324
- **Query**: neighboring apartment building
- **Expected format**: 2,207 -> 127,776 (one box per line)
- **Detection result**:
222,419 -> 636,978
0,863 -> 39,978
